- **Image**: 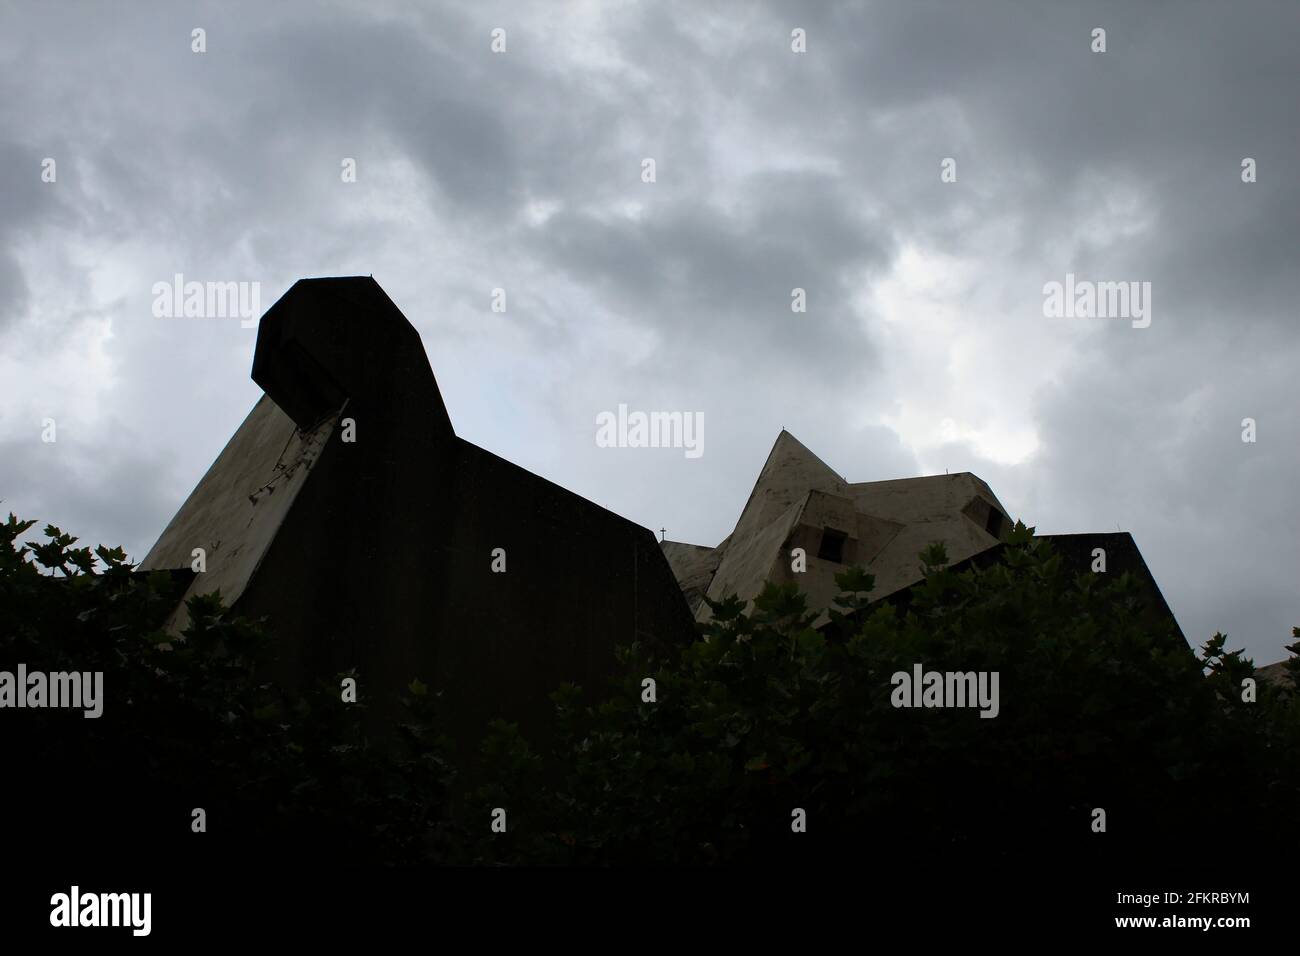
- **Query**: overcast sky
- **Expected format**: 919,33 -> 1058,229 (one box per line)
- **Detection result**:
1,1 -> 1296,663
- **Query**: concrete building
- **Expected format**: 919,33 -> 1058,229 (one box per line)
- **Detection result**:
662,431 -> 1014,624
662,431 -> 1185,647
140,276 -> 694,751
141,276 -> 1189,753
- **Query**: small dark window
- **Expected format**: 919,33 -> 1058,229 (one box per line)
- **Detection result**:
985,508 -> 1005,539
818,527 -> 848,563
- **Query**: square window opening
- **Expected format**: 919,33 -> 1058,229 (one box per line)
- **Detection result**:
818,527 -> 848,563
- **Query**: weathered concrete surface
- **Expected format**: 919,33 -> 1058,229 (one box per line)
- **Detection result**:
140,395 -> 337,633
673,430 -> 1014,626
840,472 -> 1011,602
142,277 -> 695,754
1257,660 -> 1296,689
660,431 -> 1189,652
660,541 -> 721,615
663,436 -> 1185,649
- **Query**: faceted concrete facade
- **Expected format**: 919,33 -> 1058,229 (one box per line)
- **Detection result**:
142,277 -> 695,751
663,431 -> 1184,650
662,431 -> 1015,625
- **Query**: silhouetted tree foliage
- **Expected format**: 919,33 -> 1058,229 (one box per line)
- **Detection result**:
4,513 -> 1298,869
2,513 -> 462,868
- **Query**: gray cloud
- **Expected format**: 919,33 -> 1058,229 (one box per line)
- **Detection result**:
0,429 -> 177,565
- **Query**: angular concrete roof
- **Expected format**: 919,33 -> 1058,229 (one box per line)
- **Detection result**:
664,430 -> 1014,624
661,432 -> 1186,653
841,472 -> 1011,601
660,541 -> 721,614
140,276 -> 695,749
140,394 -> 338,632
727,430 -> 850,545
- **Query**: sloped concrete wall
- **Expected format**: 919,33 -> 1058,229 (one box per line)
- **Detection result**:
139,395 -> 338,632
143,277 -> 695,758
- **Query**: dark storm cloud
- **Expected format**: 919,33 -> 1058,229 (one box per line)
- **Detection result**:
798,0 -> 1300,322
534,171 -> 894,378
235,16 -> 524,217
0,140 -> 68,329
